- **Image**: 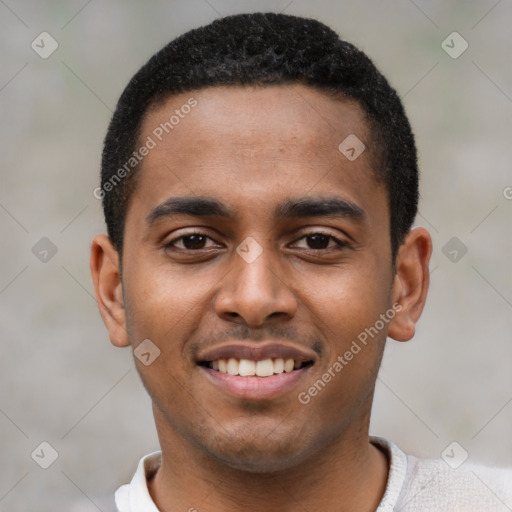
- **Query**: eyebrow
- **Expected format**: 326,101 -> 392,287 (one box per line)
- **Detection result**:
146,195 -> 366,225
274,196 -> 365,221
146,197 -> 231,225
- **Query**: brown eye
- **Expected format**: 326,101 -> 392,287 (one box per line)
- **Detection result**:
182,234 -> 207,249
306,234 -> 331,249
167,233 -> 217,251
290,232 -> 347,251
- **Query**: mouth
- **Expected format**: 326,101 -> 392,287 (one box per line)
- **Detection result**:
199,358 -> 314,377
196,342 -> 317,399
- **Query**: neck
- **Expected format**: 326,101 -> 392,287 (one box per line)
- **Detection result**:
148,409 -> 389,512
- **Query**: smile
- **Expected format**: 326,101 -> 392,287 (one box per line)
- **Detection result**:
196,341 -> 317,399
201,358 -> 314,377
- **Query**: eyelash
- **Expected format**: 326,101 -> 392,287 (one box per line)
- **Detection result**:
164,230 -> 348,252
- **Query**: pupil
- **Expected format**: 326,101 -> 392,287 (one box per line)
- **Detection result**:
308,234 -> 329,249
184,234 -> 205,249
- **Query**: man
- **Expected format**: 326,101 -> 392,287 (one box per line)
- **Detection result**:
90,12 -> 512,512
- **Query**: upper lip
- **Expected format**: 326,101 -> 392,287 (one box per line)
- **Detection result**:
196,341 -> 318,364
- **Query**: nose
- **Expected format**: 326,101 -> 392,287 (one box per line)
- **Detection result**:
214,243 -> 298,327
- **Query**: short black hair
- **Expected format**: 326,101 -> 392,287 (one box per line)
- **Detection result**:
100,12 -> 418,258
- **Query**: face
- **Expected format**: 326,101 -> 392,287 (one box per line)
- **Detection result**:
91,84 -> 431,472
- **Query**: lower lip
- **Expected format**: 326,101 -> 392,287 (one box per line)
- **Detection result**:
199,366 -> 311,400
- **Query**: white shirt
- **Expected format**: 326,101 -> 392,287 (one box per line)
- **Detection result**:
115,437 -> 512,511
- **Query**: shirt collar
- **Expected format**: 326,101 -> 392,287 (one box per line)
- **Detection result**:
371,436 -> 408,511
115,438 -> 408,511
115,450 -> 162,512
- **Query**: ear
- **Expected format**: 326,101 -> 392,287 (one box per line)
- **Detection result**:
387,227 -> 432,342
90,234 -> 130,347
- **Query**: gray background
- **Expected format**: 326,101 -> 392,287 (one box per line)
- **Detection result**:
1,0 -> 511,510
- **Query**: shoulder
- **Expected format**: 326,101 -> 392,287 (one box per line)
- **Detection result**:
371,437 -> 512,512
399,453 -> 512,511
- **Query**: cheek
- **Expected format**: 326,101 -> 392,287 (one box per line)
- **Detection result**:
121,261 -> 210,409
296,261 -> 391,402
300,260 -> 392,337
296,274 -> 387,423
122,256 -> 217,341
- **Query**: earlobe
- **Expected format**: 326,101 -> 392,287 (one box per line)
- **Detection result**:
387,227 -> 432,342
90,234 -> 130,347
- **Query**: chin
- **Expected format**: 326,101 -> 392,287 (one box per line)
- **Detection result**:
201,424 -> 315,474
212,445 -> 308,474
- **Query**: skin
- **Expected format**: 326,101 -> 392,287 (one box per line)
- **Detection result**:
90,84 -> 432,512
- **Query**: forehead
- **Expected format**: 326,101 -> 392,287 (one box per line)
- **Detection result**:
130,85 -> 385,224
142,84 -> 370,160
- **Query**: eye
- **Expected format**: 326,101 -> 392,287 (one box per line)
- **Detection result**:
291,233 -> 347,250
166,233 -> 218,250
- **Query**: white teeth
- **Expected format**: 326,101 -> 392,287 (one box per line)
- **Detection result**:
209,357 -> 307,377
239,359 -> 256,376
256,359 -> 274,377
273,358 -> 284,374
284,358 -> 295,372
227,358 -> 239,375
